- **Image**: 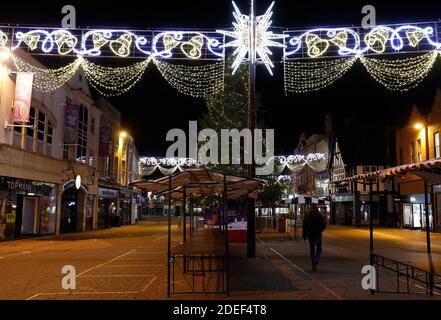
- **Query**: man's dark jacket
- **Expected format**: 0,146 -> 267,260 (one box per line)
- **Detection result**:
303,212 -> 326,239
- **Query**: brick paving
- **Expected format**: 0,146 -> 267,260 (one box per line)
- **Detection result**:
0,219 -> 440,300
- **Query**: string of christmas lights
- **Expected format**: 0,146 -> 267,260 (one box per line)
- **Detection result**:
81,58 -> 151,96
153,59 -> 225,97
12,55 -> 83,92
10,54 -> 225,97
359,51 -> 439,91
284,57 -> 357,93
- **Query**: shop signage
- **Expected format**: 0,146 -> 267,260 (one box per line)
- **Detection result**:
75,175 -> 82,190
0,176 -> 55,195
12,72 -> 34,122
99,188 -> 118,198
6,213 -> 16,223
63,179 -> 88,192
332,195 -> 353,202
119,188 -> 133,198
433,185 -> 441,194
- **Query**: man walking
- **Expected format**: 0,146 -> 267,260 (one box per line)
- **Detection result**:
303,206 -> 326,271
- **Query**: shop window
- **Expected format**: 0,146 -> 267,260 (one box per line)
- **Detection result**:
37,111 -> 45,154
417,139 -> 422,162
410,142 -> 416,163
26,107 -> 36,152
434,132 -> 440,158
76,105 -> 88,163
47,121 -> 53,156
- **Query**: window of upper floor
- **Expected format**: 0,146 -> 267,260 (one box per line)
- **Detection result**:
13,106 -> 54,157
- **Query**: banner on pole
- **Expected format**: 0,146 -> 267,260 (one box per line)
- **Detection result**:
12,72 -> 34,122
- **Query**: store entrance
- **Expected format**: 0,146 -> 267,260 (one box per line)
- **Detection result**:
61,187 -> 86,233
15,196 -> 38,237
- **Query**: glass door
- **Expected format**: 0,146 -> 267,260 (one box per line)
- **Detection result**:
403,204 -> 413,227
413,204 -> 422,228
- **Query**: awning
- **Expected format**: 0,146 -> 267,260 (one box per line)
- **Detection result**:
331,159 -> 441,185
130,168 -> 265,201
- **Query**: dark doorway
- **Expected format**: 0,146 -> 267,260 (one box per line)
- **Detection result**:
61,187 -> 82,233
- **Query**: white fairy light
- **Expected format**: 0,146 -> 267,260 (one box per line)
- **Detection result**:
285,56 -> 358,93
217,1 -> 286,75
12,54 -> 83,92
360,51 -> 439,91
153,59 -> 225,97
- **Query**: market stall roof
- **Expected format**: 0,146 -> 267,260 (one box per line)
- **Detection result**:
131,168 -> 265,200
332,159 -> 441,184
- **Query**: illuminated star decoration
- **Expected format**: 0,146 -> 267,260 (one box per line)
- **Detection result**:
218,1 -> 286,75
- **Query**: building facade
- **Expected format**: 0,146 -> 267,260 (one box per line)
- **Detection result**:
395,90 -> 441,232
0,50 -> 101,241
328,118 -> 398,227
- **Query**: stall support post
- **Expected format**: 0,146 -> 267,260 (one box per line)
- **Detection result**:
167,174 -> 172,297
183,187 -> 187,242
369,178 -> 374,295
424,181 -> 431,254
183,186 -> 187,274
190,193 -> 194,236
223,174 -> 230,295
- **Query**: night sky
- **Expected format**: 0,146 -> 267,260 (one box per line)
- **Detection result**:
3,0 -> 441,156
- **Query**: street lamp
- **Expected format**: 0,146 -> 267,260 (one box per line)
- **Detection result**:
414,118 -> 432,254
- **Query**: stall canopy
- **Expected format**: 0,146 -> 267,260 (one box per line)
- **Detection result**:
131,168 -> 265,200
331,159 -> 441,184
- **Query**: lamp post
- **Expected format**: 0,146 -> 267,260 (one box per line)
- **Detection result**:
246,0 -> 257,259
415,117 -> 431,254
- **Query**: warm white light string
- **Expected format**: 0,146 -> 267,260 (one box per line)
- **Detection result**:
285,57 -> 357,93
81,58 -> 151,96
11,54 -> 225,97
359,51 -> 439,91
12,55 -> 83,92
285,51 -> 441,93
154,59 -> 224,97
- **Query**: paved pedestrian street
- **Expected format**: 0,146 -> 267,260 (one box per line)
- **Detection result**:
0,219 -> 440,300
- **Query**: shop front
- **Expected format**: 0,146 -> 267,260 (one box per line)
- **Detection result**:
0,176 -> 57,241
331,194 -> 353,225
433,184 -> 441,232
60,179 -> 90,234
401,194 -> 433,230
98,187 -> 118,229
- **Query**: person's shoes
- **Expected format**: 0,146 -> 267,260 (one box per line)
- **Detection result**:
312,261 -> 318,272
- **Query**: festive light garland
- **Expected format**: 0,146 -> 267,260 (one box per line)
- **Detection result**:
11,54 -> 224,97
139,157 -> 201,176
12,55 -> 83,92
6,28 -> 224,60
285,57 -> 357,93
81,58 -> 151,96
359,51 -> 439,91
285,52 -> 440,93
284,24 -> 441,59
154,59 -> 225,97
138,154 -> 327,177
